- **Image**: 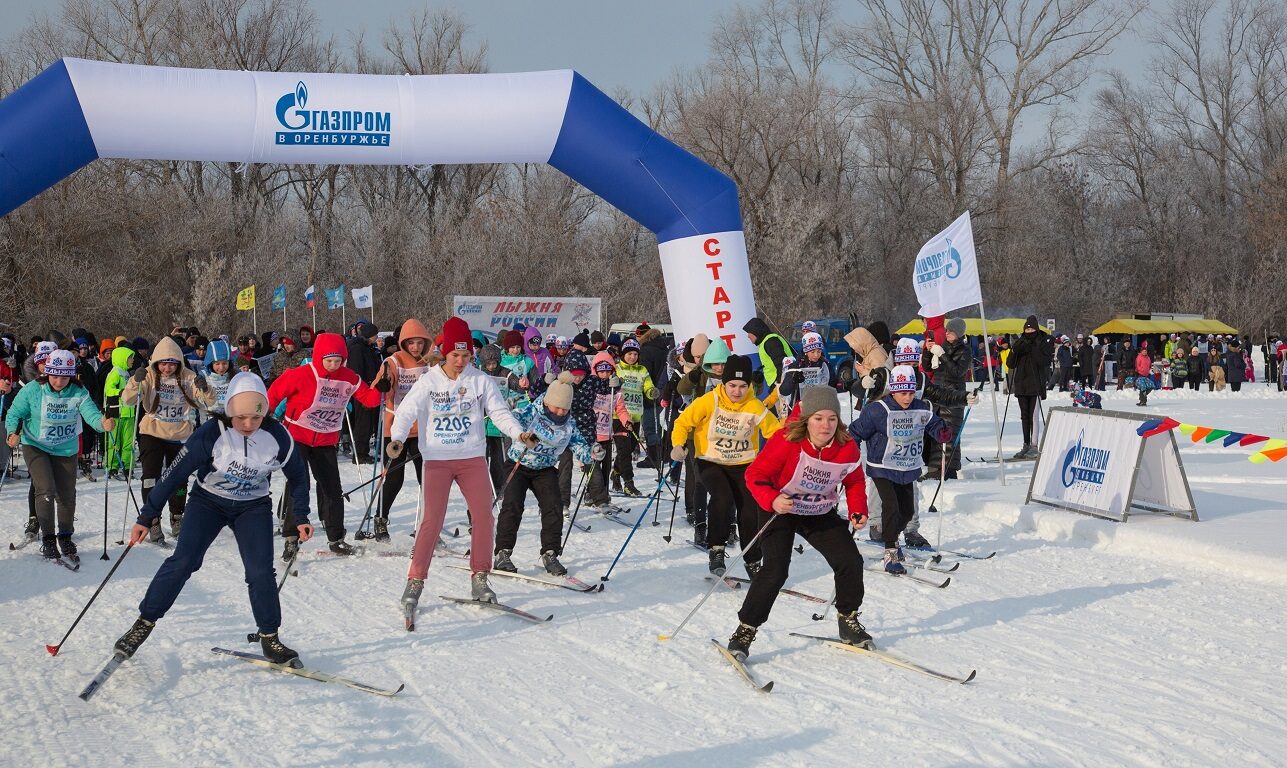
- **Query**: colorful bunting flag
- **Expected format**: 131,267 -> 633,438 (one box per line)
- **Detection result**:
1222,432 -> 1245,448
1203,429 -> 1231,444
1239,434 -> 1269,447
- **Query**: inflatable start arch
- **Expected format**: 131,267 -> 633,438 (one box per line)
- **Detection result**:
0,59 -> 756,350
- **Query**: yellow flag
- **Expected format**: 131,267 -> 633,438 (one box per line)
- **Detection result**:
236,285 -> 256,311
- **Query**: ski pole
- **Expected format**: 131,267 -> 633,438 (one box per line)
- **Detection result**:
560,464 -> 593,552
657,513 -> 776,642
341,452 -> 413,501
599,476 -> 667,584
47,542 -> 136,656
811,587 -> 838,622
661,457 -> 683,542
100,431 -> 112,560
491,448 -> 528,513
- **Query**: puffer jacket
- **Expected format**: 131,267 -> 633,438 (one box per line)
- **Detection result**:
267,332 -> 382,447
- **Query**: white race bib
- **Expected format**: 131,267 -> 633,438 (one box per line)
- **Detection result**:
700,398 -> 760,465
780,449 -> 858,515
40,393 -> 82,443
292,368 -> 356,433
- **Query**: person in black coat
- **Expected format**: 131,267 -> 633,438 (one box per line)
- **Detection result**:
923,317 -> 971,479
1006,315 -> 1054,458
345,320 -> 383,463
1055,337 -> 1074,391
636,328 -> 672,470
1224,341 -> 1247,393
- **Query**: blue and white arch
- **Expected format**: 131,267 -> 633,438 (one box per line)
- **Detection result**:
0,58 -> 755,350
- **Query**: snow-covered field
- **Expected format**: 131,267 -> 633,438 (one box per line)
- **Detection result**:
3,385 -> 1286,767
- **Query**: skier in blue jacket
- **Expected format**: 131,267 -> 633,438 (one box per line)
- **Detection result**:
110,373 -> 314,666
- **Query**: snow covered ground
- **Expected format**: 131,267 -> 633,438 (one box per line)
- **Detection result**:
3,384 -> 1286,767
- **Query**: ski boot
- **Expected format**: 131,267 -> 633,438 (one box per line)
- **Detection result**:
684,510 -> 696,526
328,540 -> 359,556
838,610 -> 873,649
281,535 -> 299,562
727,622 -> 757,661
170,513 -> 183,539
726,528 -> 738,547
883,547 -> 906,575
258,632 -> 300,667
692,523 -> 708,550
57,534 -> 78,564
903,530 -> 931,550
540,550 -> 567,577
708,545 -> 726,576
744,560 -> 762,580
23,515 -> 39,538
1010,444 -> 1032,460
401,578 -> 424,631
867,524 -> 882,542
611,472 -> 623,493
471,572 -> 497,604
40,535 -> 60,559
493,548 -> 517,573
148,520 -> 165,544
373,517 -> 390,543
107,470 -> 122,482
114,617 -> 156,659
621,480 -> 642,498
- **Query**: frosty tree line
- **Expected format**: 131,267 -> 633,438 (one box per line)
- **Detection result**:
0,0 -> 1284,337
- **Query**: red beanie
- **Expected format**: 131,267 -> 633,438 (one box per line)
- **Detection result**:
441,317 -> 472,354
503,330 -> 524,349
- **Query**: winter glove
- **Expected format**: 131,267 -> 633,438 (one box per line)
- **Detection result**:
781,356 -> 796,368
670,445 -> 687,462
374,376 -> 392,393
966,391 -> 980,406
860,374 -> 875,390
519,431 -> 540,448
131,367 -> 148,383
385,440 -> 404,459
685,368 -> 701,384
608,376 -> 621,388
193,376 -> 210,393
544,371 -> 557,385
645,386 -> 659,400
590,443 -> 607,462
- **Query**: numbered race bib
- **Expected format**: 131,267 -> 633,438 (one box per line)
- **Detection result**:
801,366 -> 828,387
883,405 -> 932,472
426,384 -> 475,447
701,398 -> 760,465
780,451 -> 858,516
210,378 -> 231,413
394,365 -> 428,407
593,393 -> 612,442
153,381 -> 190,424
200,424 -> 283,501
40,393 -> 82,444
293,368 -> 356,434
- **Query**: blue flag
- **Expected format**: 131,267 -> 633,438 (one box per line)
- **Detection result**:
271,285 -> 286,311
326,285 -> 345,310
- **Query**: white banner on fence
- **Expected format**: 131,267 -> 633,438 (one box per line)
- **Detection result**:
1026,407 -> 1197,522
452,296 -> 601,340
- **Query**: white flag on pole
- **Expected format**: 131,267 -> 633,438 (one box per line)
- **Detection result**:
912,211 -> 982,317
351,285 -> 373,309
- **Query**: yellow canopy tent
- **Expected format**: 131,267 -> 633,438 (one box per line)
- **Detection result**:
1094,318 -> 1239,335
1179,318 -> 1239,335
895,317 -> 1031,336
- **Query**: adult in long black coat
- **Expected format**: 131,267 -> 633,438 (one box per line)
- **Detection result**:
1005,315 -> 1054,459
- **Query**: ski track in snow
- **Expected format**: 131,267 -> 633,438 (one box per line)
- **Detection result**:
3,389 -> 1287,766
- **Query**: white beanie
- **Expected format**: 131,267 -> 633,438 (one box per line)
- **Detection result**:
225,371 -> 269,418
889,365 -> 918,392
544,371 -> 575,410
45,349 -> 78,377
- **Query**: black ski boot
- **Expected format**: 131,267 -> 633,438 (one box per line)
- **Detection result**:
493,548 -> 517,573
726,528 -> 738,547
903,530 -> 931,550
622,480 -> 642,497
40,535 -> 60,559
744,560 -> 761,580
328,540 -> 359,556
708,545 -> 726,575
1010,444 -> 1032,461
692,523 -> 708,549
727,622 -> 757,661
170,513 -> 183,539
838,610 -> 873,648
114,617 -> 156,658
281,536 -> 299,562
611,472 -> 623,493
540,550 -> 567,577
373,517 -> 390,543
867,524 -> 882,542
24,515 -> 39,538
258,632 -> 300,667
148,520 -> 165,544
57,534 -> 78,563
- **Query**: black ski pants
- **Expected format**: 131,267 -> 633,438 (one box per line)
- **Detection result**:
23,446 -> 77,537
495,464 -> 563,555
738,512 -> 864,627
586,439 -> 613,505
696,460 -> 766,563
378,437 -> 423,520
873,477 -> 916,549
139,434 -> 185,520
282,443 -> 345,542
1017,395 -> 1040,446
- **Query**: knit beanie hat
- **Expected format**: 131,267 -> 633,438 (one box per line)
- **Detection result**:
799,385 -> 841,419
592,351 -> 616,374
502,330 -> 524,349
544,371 -> 576,410
1024,315 -> 1039,331
722,354 -> 754,385
572,331 -> 591,349
357,321 -> 379,339
889,365 -> 918,392
563,350 -> 589,376
555,336 -> 570,352
892,337 -> 921,365
802,332 -> 824,354
33,341 -> 59,364
226,372 -> 269,418
44,350 -> 78,377
621,338 -> 641,354
946,317 -> 967,337
441,317 -> 472,354
801,320 -> 817,333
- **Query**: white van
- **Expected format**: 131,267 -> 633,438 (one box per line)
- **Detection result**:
608,322 -> 674,339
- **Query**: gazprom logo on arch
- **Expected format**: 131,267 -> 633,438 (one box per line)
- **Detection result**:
274,81 -> 392,147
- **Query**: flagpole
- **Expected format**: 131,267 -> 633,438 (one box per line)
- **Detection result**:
341,293 -> 346,331
978,300 -> 1006,485
252,300 -> 258,340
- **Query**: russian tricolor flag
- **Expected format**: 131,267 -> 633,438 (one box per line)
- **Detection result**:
305,284 -> 315,308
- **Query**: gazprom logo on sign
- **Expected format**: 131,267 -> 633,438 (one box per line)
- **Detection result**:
275,81 -> 391,147
914,237 -> 963,286
1061,430 -> 1111,488
456,303 -> 483,315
